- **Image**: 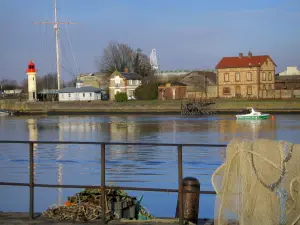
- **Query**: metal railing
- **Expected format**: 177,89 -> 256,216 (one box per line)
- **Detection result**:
0,140 -> 226,225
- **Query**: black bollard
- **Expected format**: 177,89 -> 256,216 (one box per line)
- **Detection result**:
175,177 -> 200,224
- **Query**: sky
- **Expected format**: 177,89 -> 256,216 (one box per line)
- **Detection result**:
1,0 -> 300,82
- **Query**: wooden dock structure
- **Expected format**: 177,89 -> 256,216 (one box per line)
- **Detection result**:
181,98 -> 216,115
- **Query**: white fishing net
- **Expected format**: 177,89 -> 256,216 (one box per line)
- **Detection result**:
211,138 -> 300,225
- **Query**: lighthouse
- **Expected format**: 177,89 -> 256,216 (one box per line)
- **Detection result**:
26,60 -> 37,101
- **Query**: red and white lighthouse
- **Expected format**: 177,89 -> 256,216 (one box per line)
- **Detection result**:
26,60 -> 37,101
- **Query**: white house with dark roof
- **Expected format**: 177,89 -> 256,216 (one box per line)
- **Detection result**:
58,85 -> 103,102
108,69 -> 142,100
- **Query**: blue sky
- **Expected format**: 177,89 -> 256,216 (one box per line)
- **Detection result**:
1,0 -> 300,82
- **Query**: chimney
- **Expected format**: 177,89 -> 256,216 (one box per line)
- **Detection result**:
239,53 -> 243,58
124,68 -> 129,73
248,51 -> 252,58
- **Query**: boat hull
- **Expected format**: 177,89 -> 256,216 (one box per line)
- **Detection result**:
236,114 -> 269,120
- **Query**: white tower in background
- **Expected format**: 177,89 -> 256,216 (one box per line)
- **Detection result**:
26,60 -> 37,101
150,49 -> 159,71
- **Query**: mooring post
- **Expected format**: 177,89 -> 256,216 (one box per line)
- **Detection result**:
29,142 -> 34,219
101,144 -> 106,223
177,145 -> 184,225
176,177 -> 200,224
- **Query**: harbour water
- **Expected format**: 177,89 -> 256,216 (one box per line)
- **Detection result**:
0,114 -> 300,219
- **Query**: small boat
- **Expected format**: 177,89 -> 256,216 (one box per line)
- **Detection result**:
236,108 -> 269,120
0,110 -> 13,116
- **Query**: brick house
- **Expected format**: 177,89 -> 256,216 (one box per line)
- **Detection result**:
158,82 -> 187,100
108,69 -> 142,100
216,51 -> 276,98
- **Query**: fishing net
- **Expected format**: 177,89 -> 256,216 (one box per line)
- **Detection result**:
212,138 -> 300,225
42,188 -> 154,222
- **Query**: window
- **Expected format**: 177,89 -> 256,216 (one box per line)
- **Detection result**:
224,73 -> 229,82
247,86 -> 252,95
247,72 -> 252,81
262,72 -> 266,81
268,72 -> 272,81
68,93 -> 71,97
115,76 -> 120,84
83,93 -> 85,97
268,84 -> 272,90
90,93 -> 92,97
33,77 -> 35,81
235,73 -> 240,82
223,87 -> 231,95
128,90 -> 134,96
128,80 -> 132,85
135,80 -> 139,85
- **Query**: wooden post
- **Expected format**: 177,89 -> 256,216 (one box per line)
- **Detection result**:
176,177 -> 200,224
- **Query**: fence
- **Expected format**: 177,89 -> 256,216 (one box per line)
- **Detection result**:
0,140 -> 226,225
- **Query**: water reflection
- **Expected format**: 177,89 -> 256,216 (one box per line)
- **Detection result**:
217,117 -> 277,142
57,121 -> 64,206
27,118 -> 38,150
1,114 -> 299,219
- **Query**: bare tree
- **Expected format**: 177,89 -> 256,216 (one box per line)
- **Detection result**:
99,41 -> 155,78
64,77 -> 77,87
21,73 -> 58,93
0,79 -> 20,91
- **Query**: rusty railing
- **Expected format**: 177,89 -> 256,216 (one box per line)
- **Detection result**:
0,140 -> 226,225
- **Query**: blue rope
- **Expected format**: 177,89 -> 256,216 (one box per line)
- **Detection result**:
275,187 -> 287,225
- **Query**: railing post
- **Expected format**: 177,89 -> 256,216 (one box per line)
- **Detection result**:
101,144 -> 106,223
178,145 -> 184,225
29,142 -> 34,219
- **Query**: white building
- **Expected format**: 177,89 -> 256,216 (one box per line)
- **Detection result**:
58,86 -> 102,102
279,66 -> 300,76
26,60 -> 37,101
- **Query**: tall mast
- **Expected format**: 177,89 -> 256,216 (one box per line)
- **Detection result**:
33,0 -> 77,91
54,0 -> 61,90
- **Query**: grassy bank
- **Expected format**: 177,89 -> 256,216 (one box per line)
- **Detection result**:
1,99 -> 300,115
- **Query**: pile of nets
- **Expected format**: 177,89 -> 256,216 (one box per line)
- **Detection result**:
42,188 -> 153,222
212,138 -> 300,225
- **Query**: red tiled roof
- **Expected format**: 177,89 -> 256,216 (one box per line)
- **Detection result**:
216,55 -> 276,69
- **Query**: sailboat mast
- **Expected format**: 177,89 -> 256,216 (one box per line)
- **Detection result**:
33,1 -> 76,92
54,0 -> 61,90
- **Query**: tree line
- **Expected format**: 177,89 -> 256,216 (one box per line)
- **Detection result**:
1,41 -> 156,93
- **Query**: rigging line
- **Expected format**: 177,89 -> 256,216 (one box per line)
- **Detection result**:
56,7 -> 75,79
44,23 -> 54,78
61,64 -> 77,77
65,23 -> 79,76
60,34 -> 73,76
59,5 -> 79,77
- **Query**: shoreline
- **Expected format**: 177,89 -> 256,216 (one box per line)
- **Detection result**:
11,108 -> 300,116
2,99 -> 300,116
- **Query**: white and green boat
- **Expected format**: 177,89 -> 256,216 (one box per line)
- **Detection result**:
236,108 -> 269,120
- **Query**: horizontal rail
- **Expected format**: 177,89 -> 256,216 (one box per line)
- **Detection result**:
0,140 -> 224,224
0,182 -> 216,194
0,140 -> 227,147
